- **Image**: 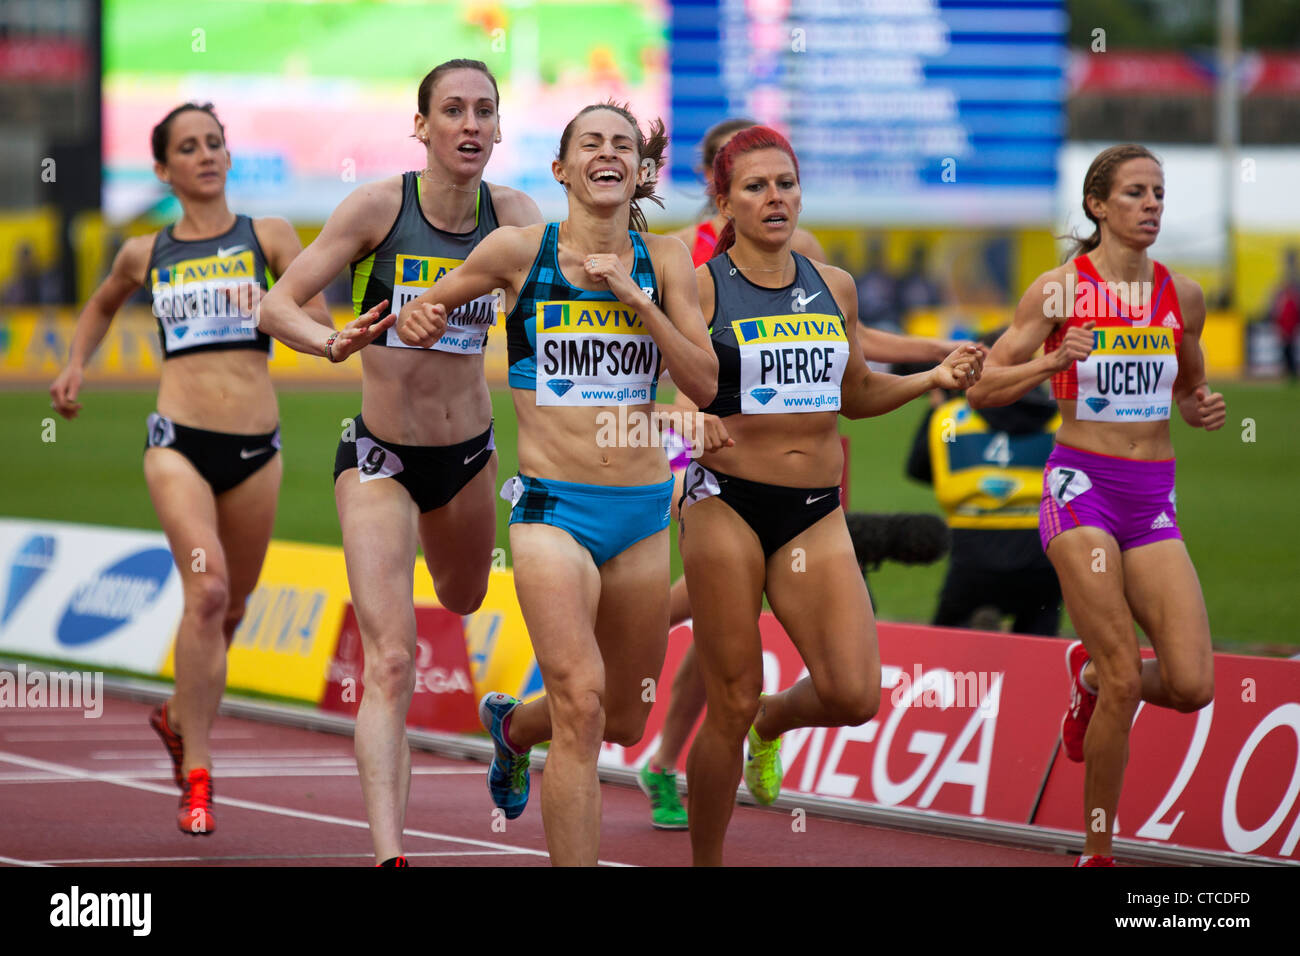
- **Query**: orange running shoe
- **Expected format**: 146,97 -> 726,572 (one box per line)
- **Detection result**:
178,768 -> 215,835
1074,854 -> 1115,867
1061,641 -> 1097,763
149,702 -> 185,788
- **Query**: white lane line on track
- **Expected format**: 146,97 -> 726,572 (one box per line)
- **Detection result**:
0,767 -> 485,783
90,749 -> 360,760
0,750 -> 634,867
0,854 -> 51,867
0,715 -> 153,726
4,730 -> 255,742
38,851 -> 520,864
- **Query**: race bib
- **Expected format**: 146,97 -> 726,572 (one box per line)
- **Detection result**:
152,250 -> 259,352
534,300 -> 659,406
1075,328 -> 1177,422
734,314 -> 849,414
1046,465 -> 1092,507
680,461 -> 722,508
355,438 -> 404,483
388,254 -> 498,355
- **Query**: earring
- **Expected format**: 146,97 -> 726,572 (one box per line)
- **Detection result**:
494,133 -> 502,143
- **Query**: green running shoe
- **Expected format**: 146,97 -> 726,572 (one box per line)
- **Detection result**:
744,725 -> 784,805
638,763 -> 688,829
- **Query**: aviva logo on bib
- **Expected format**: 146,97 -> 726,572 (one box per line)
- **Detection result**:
1092,330 -> 1175,354
153,250 -> 254,285
396,254 -> 462,287
540,301 -> 645,333
734,314 -> 845,345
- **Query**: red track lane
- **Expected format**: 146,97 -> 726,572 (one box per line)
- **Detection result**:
0,694 -> 1066,867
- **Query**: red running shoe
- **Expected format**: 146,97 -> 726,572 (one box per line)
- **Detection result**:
1074,854 -> 1115,867
1061,640 -> 1097,763
178,768 -> 215,835
149,702 -> 185,788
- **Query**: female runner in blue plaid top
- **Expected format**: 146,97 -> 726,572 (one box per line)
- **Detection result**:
397,103 -> 719,865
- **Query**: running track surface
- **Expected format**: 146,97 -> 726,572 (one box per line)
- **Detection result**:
0,694 -> 1067,867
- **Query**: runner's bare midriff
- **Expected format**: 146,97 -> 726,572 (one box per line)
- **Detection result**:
156,350 -> 278,434
1055,403 -> 1175,460
513,394 -> 671,486
360,346 -> 492,446
699,410 -> 842,487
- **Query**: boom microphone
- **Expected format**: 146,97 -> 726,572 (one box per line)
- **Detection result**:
844,512 -> 950,572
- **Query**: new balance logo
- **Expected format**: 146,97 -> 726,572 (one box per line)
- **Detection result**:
1150,511 -> 1174,530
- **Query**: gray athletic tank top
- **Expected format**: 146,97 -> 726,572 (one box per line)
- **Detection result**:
148,214 -> 271,358
699,251 -> 849,417
352,172 -> 500,354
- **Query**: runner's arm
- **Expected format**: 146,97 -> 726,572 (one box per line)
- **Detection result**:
967,269 -> 1083,409
1171,275 -> 1226,430
396,225 -> 538,348
260,180 -> 397,357
50,234 -> 150,419
253,216 -> 332,328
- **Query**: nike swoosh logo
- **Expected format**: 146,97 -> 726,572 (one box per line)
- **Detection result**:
240,447 -> 270,459
217,244 -> 248,258
793,291 -> 822,309
805,493 -> 831,505
464,445 -> 490,465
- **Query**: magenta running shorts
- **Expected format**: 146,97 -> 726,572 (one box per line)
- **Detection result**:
1039,443 -> 1182,553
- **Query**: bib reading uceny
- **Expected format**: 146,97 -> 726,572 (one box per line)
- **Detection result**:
1075,327 -> 1178,422
388,254 -> 498,354
151,250 -> 258,352
735,314 -> 849,414
534,301 -> 660,406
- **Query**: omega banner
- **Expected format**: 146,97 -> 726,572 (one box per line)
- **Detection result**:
600,618 -> 1300,862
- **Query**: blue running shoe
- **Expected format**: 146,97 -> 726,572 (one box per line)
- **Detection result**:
479,692 -> 531,819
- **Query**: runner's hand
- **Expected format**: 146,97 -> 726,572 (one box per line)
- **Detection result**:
397,298 -> 447,348
49,364 -> 84,420
931,343 -> 985,391
332,300 -> 397,360
1193,384 -> 1226,431
685,412 -> 734,456
583,253 -> 641,304
1052,320 -> 1096,371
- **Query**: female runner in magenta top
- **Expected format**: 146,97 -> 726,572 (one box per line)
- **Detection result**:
679,126 -> 983,866
968,143 -> 1226,867
397,103 -> 719,866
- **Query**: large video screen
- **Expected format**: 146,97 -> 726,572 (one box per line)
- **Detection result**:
103,0 -> 669,224
669,0 -> 1067,224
